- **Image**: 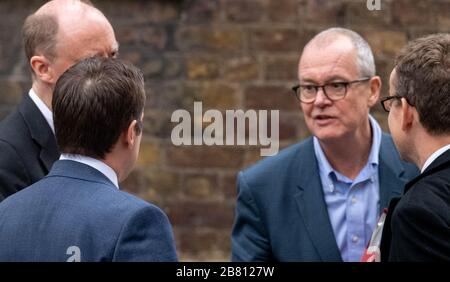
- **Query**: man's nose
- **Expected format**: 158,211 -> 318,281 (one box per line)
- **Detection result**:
314,87 -> 332,106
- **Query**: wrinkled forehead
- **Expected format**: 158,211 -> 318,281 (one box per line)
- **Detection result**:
298,38 -> 359,81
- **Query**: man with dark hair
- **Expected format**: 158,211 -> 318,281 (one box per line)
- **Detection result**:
0,57 -> 178,262
380,34 -> 450,261
0,0 -> 118,201
231,27 -> 418,262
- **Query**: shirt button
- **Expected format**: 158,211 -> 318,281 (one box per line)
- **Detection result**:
329,184 -> 334,192
352,235 -> 359,243
351,196 -> 357,204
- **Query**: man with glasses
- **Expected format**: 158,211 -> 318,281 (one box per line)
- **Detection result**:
379,34 -> 450,261
231,27 -> 418,262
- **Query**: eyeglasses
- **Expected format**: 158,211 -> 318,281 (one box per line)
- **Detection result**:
380,95 -> 403,112
291,77 -> 371,104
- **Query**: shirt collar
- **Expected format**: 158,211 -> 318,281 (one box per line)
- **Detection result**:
313,114 -> 382,191
421,144 -> 450,173
59,154 -> 119,189
28,89 -> 55,134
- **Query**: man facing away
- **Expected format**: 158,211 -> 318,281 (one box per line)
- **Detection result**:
0,57 -> 177,262
0,0 -> 118,201
231,27 -> 418,262
380,33 -> 450,261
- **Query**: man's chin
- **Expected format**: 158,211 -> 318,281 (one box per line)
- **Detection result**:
310,128 -> 343,142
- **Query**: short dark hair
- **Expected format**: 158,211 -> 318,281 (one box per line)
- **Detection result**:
395,33 -> 450,135
53,57 -> 145,159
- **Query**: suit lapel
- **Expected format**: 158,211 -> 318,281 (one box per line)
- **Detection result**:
292,138 -> 342,261
378,134 -> 407,210
19,94 -> 59,172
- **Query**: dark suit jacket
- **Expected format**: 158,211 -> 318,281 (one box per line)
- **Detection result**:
0,94 -> 59,201
231,134 -> 419,261
385,149 -> 450,261
0,160 -> 178,261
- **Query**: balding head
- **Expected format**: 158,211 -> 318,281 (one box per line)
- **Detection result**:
23,0 -> 118,110
22,0 -> 110,62
301,28 -> 376,78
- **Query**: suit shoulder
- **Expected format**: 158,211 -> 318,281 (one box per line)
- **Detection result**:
403,173 -> 450,210
0,108 -> 31,148
99,187 -> 168,221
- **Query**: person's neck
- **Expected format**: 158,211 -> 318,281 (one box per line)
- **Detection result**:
102,152 -> 128,183
32,82 -> 53,111
414,131 -> 450,170
319,123 -> 372,180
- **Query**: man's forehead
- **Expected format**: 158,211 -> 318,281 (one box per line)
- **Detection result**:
299,48 -> 358,81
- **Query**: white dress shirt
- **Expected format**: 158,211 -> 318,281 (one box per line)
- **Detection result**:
60,154 -> 119,188
28,89 -> 55,133
421,144 -> 450,173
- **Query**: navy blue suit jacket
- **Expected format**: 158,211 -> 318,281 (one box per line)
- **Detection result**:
0,160 -> 177,261
0,94 -> 59,202
231,134 -> 419,261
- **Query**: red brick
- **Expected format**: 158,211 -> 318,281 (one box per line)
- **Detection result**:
186,56 -> 220,79
249,28 -> 301,52
219,173 -> 238,200
391,0 -> 437,28
188,82 -> 238,109
244,85 -> 300,111
141,26 -> 167,51
166,200 -> 235,229
184,174 -> 219,200
264,56 -> 299,81
223,56 -> 260,82
0,80 -> 25,105
176,27 -> 243,53
167,147 -> 244,168
224,0 -> 264,23
364,30 -> 407,57
268,0 -> 299,22
174,227 -> 231,261
181,0 -> 219,23
301,0 -> 346,26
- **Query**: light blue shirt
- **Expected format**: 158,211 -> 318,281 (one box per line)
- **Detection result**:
313,115 -> 381,262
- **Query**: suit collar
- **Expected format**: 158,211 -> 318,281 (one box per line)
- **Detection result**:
421,145 -> 450,173
293,137 -> 343,262
47,159 -> 117,188
19,93 -> 59,172
404,149 -> 450,193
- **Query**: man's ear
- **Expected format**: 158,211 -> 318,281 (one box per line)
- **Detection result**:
125,120 -> 138,149
400,98 -> 414,132
30,55 -> 54,84
367,76 -> 381,107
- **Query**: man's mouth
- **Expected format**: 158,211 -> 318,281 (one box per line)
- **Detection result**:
313,115 -> 336,125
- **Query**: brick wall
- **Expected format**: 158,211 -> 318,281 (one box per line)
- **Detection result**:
0,0 -> 449,261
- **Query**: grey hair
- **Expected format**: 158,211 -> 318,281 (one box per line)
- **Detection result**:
305,27 -> 376,77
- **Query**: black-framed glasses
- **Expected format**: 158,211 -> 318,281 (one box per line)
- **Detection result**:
380,95 -> 403,113
291,77 -> 371,103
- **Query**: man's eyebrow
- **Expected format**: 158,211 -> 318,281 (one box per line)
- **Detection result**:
323,76 -> 349,83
